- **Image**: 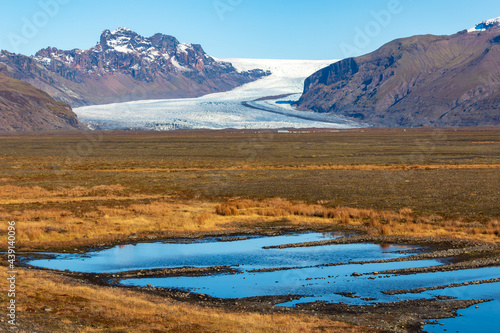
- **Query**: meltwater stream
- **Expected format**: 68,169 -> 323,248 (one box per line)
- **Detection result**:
27,232 -> 500,333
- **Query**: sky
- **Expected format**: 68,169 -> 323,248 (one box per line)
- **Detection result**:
1,0 -> 500,60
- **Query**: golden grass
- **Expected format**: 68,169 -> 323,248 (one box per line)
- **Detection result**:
214,198 -> 500,243
0,266 -> 373,333
92,163 -> 500,173
1,185 -> 498,252
2,202 -> 228,250
0,184 -> 125,199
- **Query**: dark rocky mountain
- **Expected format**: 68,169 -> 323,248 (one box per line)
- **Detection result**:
0,27 -> 268,107
0,64 -> 85,131
297,19 -> 500,127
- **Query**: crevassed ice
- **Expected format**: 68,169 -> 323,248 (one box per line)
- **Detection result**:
75,58 -> 364,131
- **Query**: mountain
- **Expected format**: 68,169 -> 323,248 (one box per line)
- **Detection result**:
0,64 -> 85,131
0,28 -> 268,107
297,18 -> 500,127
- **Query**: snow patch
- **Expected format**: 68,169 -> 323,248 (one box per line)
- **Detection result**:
146,48 -> 161,61
170,57 -> 191,72
34,56 -> 52,65
177,43 -> 193,54
106,35 -> 135,53
468,16 -> 500,32
112,46 -> 134,53
111,27 -> 133,34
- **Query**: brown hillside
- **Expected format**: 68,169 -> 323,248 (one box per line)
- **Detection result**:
297,27 -> 500,127
0,65 -> 86,131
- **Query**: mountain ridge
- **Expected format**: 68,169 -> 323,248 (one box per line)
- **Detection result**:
0,28 -> 268,107
297,21 -> 500,127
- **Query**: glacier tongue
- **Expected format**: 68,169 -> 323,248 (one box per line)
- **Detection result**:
74,58 -> 364,131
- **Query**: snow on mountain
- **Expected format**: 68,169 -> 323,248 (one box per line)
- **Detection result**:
468,16 -> 500,32
112,27 -> 133,34
32,27 -> 249,78
74,58 -> 364,130
24,28 -> 267,106
102,27 -> 152,54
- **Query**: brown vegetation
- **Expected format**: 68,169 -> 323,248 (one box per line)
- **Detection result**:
78,163 -> 500,174
0,185 -> 230,251
214,198 -> 500,243
1,128 -> 499,221
1,185 -> 497,253
0,128 -> 499,332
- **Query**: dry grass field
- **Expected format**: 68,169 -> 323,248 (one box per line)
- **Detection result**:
0,127 -> 499,332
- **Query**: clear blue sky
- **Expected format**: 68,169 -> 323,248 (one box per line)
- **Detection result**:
1,0 -> 499,59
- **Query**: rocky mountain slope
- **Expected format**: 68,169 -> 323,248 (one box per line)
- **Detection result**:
0,28 -> 267,107
0,64 -> 85,131
297,18 -> 500,127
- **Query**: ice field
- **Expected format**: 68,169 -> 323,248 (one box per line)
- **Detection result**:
75,58 -> 363,130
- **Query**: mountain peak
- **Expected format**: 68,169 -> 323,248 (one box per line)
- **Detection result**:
111,27 -> 133,34
468,16 -> 500,32
99,27 -> 143,53
10,28 -> 268,107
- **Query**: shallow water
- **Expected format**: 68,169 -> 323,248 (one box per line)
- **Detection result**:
121,258 -> 445,300
26,232 -> 500,332
26,232 -> 414,273
422,282 -> 500,333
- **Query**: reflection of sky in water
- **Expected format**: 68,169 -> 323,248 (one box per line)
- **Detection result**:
423,282 -> 500,333
26,232 -> 500,333
26,232 -> 415,273
122,259 -> 444,300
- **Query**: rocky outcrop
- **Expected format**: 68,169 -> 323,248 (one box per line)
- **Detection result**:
0,28 -> 268,107
0,65 -> 86,131
297,22 -> 500,127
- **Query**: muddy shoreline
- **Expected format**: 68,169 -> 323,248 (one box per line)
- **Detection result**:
20,229 -> 500,333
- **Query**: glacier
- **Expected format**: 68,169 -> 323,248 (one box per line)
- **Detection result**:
74,58 -> 364,130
